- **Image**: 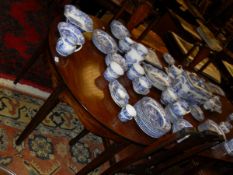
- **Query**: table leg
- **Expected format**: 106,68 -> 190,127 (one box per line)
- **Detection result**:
16,83 -> 65,145
76,142 -> 129,175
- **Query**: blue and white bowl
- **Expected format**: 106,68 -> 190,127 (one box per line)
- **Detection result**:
105,53 -> 127,71
190,104 -> 205,122
64,5 -> 93,32
110,20 -> 130,40
103,61 -> 124,82
57,22 -> 85,46
126,63 -> 145,80
132,76 -> 151,95
92,29 -> 118,54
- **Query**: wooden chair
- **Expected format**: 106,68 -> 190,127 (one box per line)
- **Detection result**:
101,128 -> 224,175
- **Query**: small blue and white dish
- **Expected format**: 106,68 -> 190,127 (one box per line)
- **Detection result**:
105,53 -> 127,71
64,5 -> 93,32
58,22 -> 85,46
109,80 -> 129,107
134,97 -> 171,138
190,104 -> 205,122
118,37 -> 134,53
160,87 -> 178,105
132,76 -> 151,95
125,48 -> 144,66
56,37 -> 82,57
126,63 -> 145,80
104,61 -> 124,82
118,104 -> 136,122
163,52 -> 175,65
172,119 -> 193,133
110,20 -> 130,40
92,29 -> 118,54
143,63 -> 171,91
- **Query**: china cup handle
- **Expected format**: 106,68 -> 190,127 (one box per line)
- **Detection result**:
74,44 -> 82,52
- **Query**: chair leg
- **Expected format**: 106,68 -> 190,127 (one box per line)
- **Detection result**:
69,128 -> 89,146
102,138 -> 116,165
14,38 -> 48,85
16,83 -> 65,145
76,142 -> 129,175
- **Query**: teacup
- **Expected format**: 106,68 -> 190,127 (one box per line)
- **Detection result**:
103,61 -> 124,82
56,37 -> 82,57
132,76 -> 151,95
161,87 -> 178,105
134,43 -> 148,57
127,63 -> 145,80
118,37 -> 134,53
125,48 -> 144,66
166,65 -> 183,79
105,53 -> 127,71
203,96 -> 222,113
118,104 -> 137,122
115,88 -> 127,101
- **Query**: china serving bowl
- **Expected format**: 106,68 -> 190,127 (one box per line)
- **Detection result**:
64,5 -> 93,32
110,20 -> 130,40
105,53 -> 127,71
143,63 -> 171,91
57,22 -> 85,45
134,97 -> 171,138
92,29 -> 118,54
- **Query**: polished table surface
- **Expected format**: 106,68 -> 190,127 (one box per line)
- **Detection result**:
49,17 -> 233,146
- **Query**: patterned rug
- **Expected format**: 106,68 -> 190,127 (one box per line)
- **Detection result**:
0,86 -> 105,175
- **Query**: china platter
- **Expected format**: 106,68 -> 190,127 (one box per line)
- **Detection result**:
64,5 -> 93,32
109,80 -> 129,107
110,20 -> 130,40
57,22 -> 85,45
144,49 -> 163,69
134,97 -> 171,138
92,29 -> 118,54
143,63 -> 171,91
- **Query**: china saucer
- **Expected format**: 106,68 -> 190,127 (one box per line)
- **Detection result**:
110,20 -> 130,40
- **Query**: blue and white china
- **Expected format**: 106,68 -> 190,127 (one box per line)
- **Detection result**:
56,37 -> 82,57
134,43 -> 148,57
206,82 -> 225,96
165,65 -> 183,79
132,76 -> 151,95
198,119 -> 226,139
109,80 -> 129,107
134,97 -> 171,138
110,20 -> 130,40
126,63 -> 145,80
227,113 -> 233,122
190,104 -> 205,122
92,29 -> 118,54
57,21 -> 85,46
224,138 -> 233,156
219,121 -> 232,134
163,52 -> 175,65
118,37 -> 134,53
64,5 -> 93,32
164,104 -> 182,123
118,104 -> 136,122
172,119 -> 193,133
105,53 -> 127,71
104,61 -> 124,82
144,49 -> 163,69
170,100 -> 190,116
171,71 -> 213,105
203,95 -> 222,113
160,87 -> 178,105
143,63 -> 171,91
125,48 -> 144,66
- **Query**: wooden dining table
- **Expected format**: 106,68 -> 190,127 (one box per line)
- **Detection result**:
16,15 -> 233,172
